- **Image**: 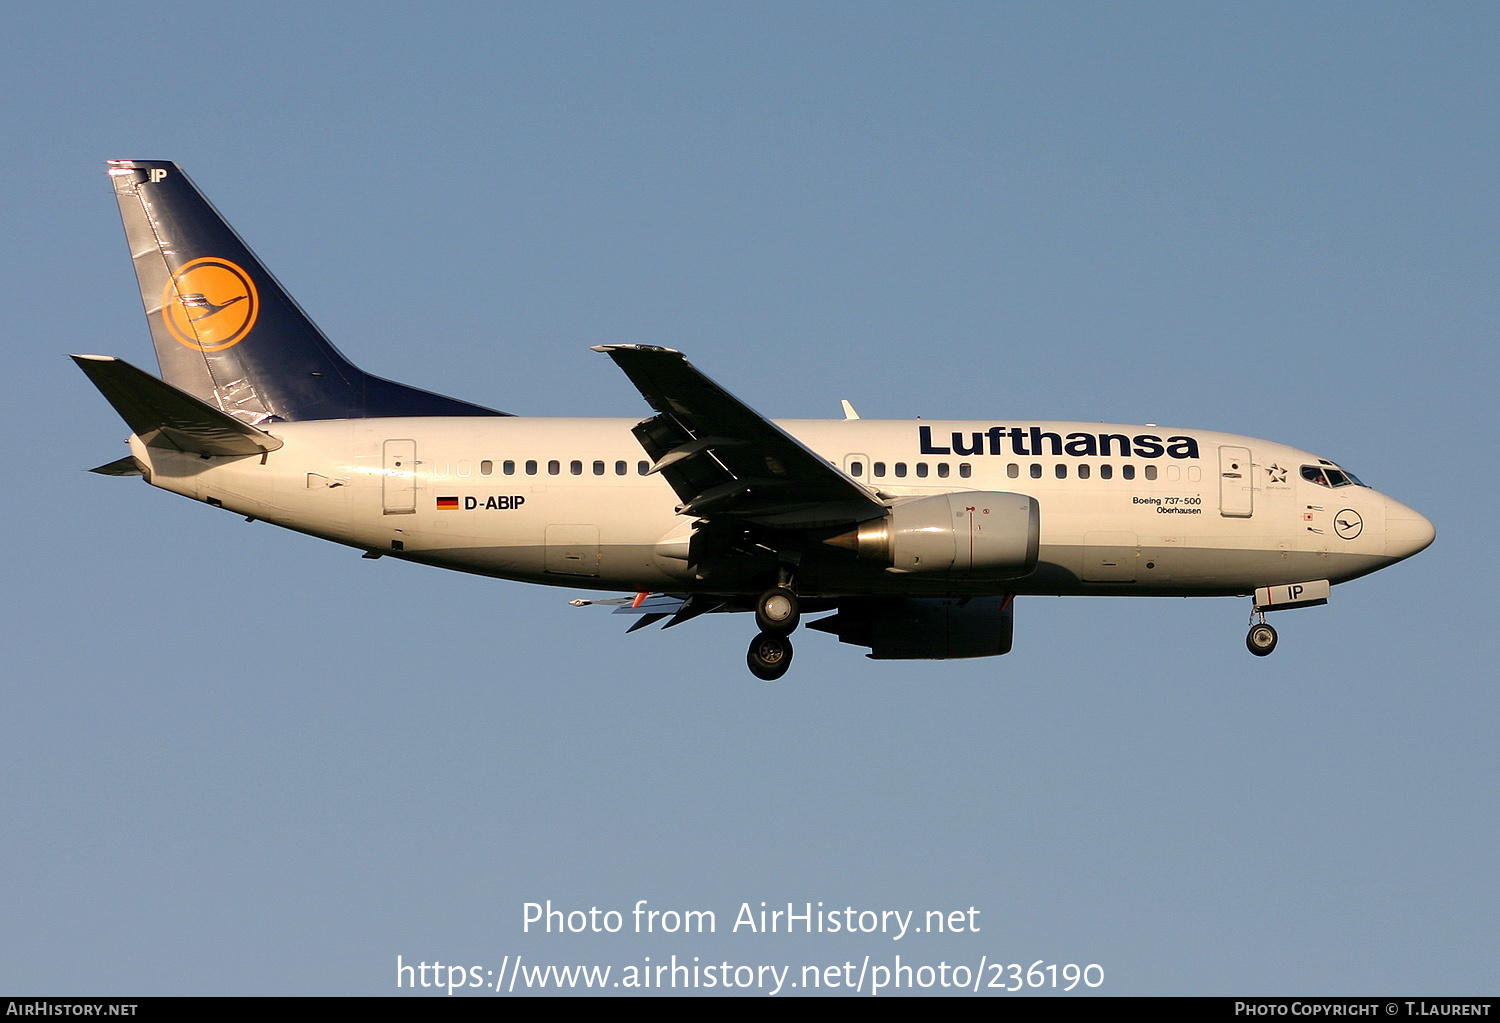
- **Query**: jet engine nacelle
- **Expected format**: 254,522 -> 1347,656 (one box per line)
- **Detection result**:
828,491 -> 1039,579
807,595 -> 1015,659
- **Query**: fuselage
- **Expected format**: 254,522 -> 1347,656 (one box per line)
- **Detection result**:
129,416 -> 1434,599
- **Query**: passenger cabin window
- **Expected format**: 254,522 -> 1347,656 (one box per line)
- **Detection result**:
548,460 -> 560,475
1144,465 -> 1157,481
526,460 -> 538,475
873,462 -> 886,478
895,463 -> 908,478
503,460 -> 515,475
1055,464 -> 1067,479
480,460 -> 493,476
1030,464 -> 1042,478
615,460 -> 627,475
570,460 -> 583,476
1100,464 -> 1112,479
916,463 -> 929,478
1078,463 -> 1091,479
638,461 -> 650,475
959,464 -> 972,478
1007,463 -> 1019,478
937,463 -> 950,478
850,461 -> 863,477
593,460 -> 605,475
1122,465 -> 1135,480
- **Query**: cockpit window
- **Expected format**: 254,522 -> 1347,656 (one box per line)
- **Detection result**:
1302,464 -> 1363,488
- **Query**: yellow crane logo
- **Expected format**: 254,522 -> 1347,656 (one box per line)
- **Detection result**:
161,257 -> 259,351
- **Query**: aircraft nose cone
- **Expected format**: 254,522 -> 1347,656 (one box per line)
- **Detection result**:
1385,497 -> 1435,560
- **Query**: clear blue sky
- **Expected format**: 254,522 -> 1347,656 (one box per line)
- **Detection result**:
2,0 -> 1494,995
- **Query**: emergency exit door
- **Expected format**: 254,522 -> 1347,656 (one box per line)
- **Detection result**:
843,453 -> 870,481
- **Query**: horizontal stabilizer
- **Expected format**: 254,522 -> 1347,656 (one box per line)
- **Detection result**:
88,455 -> 144,476
72,355 -> 283,457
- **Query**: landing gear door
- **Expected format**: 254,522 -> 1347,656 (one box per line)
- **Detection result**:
383,439 -> 417,514
1219,445 -> 1253,518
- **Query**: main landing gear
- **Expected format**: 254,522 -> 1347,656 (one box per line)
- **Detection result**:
1246,612 -> 1278,657
755,585 -> 800,634
747,631 -> 794,680
747,584 -> 801,680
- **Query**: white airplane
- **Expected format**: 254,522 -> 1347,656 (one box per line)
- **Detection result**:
78,161 -> 1435,678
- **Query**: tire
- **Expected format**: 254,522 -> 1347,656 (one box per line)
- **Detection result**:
1246,623 -> 1278,657
747,632 -> 793,680
754,586 -> 800,634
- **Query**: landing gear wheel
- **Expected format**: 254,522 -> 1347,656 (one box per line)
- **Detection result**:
747,632 -> 793,680
1247,622 -> 1278,657
754,586 -> 801,634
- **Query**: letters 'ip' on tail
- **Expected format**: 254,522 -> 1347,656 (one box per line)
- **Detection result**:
106,160 -> 505,422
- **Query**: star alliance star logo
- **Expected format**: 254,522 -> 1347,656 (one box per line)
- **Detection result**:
1267,464 -> 1288,483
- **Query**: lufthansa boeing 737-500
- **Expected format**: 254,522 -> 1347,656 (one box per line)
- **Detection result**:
77,161 -> 1434,678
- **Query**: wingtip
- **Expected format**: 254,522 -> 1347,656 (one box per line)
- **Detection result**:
592,344 -> 684,356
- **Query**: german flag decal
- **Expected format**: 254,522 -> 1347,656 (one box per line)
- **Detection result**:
436,496 -> 460,510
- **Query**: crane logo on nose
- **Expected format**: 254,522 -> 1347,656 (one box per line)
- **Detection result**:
1334,509 -> 1363,540
161,258 -> 259,351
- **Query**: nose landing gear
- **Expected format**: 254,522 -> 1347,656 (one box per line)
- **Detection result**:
1246,613 -> 1278,656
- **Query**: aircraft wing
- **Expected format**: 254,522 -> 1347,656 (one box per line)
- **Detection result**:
594,345 -> 885,528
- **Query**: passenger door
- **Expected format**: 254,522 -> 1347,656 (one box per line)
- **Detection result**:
383,439 -> 417,514
1219,445 -> 1253,518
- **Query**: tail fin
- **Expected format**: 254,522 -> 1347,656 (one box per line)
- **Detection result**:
106,160 -> 506,422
